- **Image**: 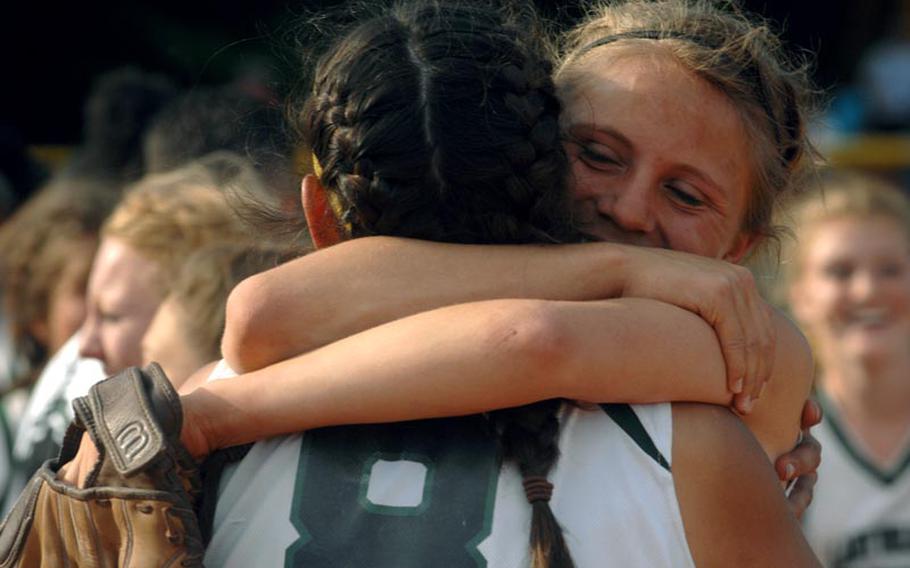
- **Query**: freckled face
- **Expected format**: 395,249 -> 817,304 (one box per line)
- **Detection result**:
560,46 -> 757,261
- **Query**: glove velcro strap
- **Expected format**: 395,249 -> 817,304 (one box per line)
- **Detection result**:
73,363 -> 182,478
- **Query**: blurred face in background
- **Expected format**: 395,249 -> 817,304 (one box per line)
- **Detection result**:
141,296 -> 207,387
43,238 -> 97,355
78,237 -> 164,375
790,216 -> 910,364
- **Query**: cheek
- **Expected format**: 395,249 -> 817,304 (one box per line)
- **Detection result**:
657,213 -> 728,258
567,160 -> 602,202
106,319 -> 152,366
802,280 -> 846,325
46,288 -> 88,354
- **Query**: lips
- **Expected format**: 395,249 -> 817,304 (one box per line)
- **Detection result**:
844,307 -> 891,329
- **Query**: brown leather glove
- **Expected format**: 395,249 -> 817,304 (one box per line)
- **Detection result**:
0,363 -> 204,567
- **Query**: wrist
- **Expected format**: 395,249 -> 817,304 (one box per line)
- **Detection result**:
594,242 -> 630,298
180,389 -> 223,459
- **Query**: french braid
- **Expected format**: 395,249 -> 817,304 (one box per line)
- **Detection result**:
301,2 -> 576,566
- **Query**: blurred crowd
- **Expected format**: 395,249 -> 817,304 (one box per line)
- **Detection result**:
0,68 -> 308,506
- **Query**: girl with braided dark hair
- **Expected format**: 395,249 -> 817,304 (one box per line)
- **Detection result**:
61,1 -> 820,566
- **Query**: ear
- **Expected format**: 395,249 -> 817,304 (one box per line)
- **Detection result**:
302,175 -> 344,249
722,231 -> 760,264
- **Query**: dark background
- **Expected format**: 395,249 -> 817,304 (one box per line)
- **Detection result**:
1,0 -> 904,145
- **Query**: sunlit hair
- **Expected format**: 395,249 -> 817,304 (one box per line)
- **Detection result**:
557,0 -> 820,250
774,170 -> 910,304
0,177 -> 119,384
103,154 -> 256,283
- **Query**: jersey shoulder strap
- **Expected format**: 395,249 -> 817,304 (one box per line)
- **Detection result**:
600,403 -> 670,472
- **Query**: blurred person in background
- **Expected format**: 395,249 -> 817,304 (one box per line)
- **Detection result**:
142,86 -> 300,211
0,176 -> 118,496
77,154 -> 255,378
783,172 -> 910,567
1,154 -> 255,512
63,67 -> 178,183
0,177 -> 119,397
141,242 -> 297,386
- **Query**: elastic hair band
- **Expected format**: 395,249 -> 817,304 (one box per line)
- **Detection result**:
575,30 -> 711,58
522,476 -> 554,504
312,154 -> 323,178
575,30 -> 789,162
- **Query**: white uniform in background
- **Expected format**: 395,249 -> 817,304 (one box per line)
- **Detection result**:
204,361 -> 695,568
803,393 -> 910,568
1,334 -> 104,514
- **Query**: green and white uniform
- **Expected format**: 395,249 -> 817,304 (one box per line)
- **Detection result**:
1,334 -> 104,514
803,393 -> 910,568
205,362 -> 695,567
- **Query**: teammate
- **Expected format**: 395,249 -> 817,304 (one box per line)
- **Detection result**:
783,172 -> 910,567
141,243 -> 296,385
1,156 -> 252,512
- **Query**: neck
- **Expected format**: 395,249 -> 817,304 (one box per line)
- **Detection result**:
821,349 -> 910,464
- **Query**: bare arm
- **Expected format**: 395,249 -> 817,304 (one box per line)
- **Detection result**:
222,237 -> 631,372
673,403 -> 821,567
189,296 -> 810,462
223,237 -> 772,408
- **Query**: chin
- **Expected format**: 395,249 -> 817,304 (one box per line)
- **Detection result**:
840,333 -> 906,364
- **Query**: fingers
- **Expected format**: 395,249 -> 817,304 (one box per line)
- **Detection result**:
751,301 -> 776,401
801,398 -> 823,430
721,267 -> 771,414
777,430 -> 822,519
710,271 -> 748,404
775,432 -> 822,482
785,472 -> 818,520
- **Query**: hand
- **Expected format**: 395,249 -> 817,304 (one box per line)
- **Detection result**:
57,433 -> 100,488
177,361 -> 223,460
179,386 -> 228,460
774,398 -> 823,519
619,245 -> 775,413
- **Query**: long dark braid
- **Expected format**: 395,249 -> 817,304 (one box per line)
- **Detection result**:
298,2 -> 576,566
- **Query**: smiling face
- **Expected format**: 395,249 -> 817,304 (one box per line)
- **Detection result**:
790,216 -> 910,365
560,46 -> 758,261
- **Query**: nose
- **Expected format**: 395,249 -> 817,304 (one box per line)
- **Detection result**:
850,270 -> 880,303
78,313 -> 103,363
597,176 -> 657,234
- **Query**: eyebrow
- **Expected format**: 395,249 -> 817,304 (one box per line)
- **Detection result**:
567,122 -> 633,154
568,122 -> 730,208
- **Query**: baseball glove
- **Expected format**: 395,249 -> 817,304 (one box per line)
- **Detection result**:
0,363 -> 204,567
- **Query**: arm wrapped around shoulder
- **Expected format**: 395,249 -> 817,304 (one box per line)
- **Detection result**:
0,363 -> 204,567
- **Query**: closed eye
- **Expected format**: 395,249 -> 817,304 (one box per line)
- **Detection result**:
665,183 -> 706,208
575,141 -> 623,171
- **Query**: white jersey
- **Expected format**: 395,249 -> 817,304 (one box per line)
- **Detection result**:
803,393 -> 910,568
1,334 -> 104,514
205,362 -> 695,567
